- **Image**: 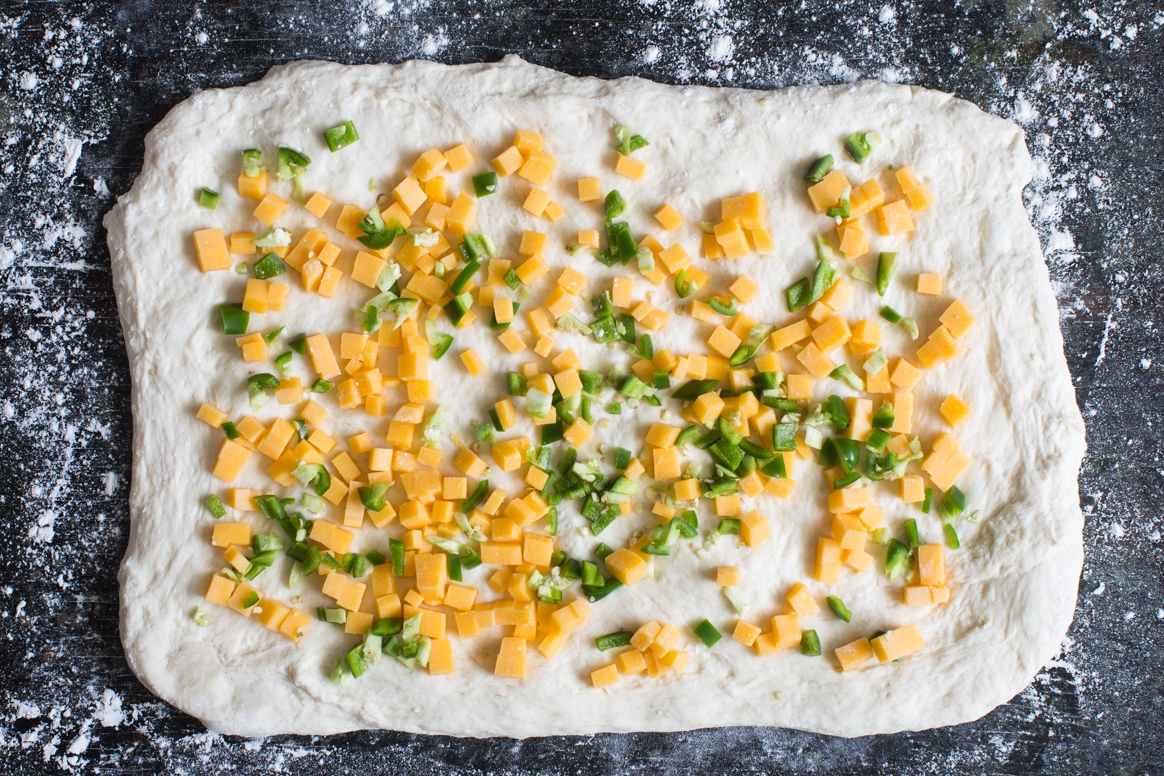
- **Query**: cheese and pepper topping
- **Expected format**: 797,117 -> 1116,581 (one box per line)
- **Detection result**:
192,121 -> 974,685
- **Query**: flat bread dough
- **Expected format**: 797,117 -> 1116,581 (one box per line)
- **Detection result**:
105,56 -> 1085,738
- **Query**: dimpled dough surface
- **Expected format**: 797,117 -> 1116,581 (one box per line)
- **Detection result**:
104,56 -> 1085,738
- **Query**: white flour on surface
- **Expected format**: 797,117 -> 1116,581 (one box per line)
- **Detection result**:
0,0 -> 1158,771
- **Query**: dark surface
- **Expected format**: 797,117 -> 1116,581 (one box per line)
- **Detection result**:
1,1 -> 1162,773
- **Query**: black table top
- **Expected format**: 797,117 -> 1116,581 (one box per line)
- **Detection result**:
1,1 -> 1161,773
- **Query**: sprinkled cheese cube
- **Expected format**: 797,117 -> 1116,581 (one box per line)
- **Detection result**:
494,636 -> 530,678
204,574 -> 236,606
544,287 -> 574,319
605,548 -> 648,586
811,316 -> 852,354
491,441 -> 522,472
197,403 -> 228,428
443,142 -> 474,173
916,273 -> 943,295
255,599 -> 291,631
630,621 -> 661,651
917,544 -> 946,587
553,368 -> 583,399
715,494 -> 741,517
654,204 -> 684,231
795,343 -> 836,380
651,243 -> 688,276
515,256 -> 548,284
903,183 -> 935,211
519,151 -> 557,186
562,418 -> 592,447
721,191 -> 767,228
227,581 -> 262,617
229,232 -> 256,255
770,320 -> 812,351
456,348 -> 486,377
845,397 -> 873,441
807,169 -> 851,213
828,487 -> 869,514
446,191 -> 477,235
705,325 -> 741,359
304,334 -> 340,382
875,200 -> 915,236
701,232 -> 725,260
849,320 -> 881,356
572,229 -> 599,251
837,221 -> 869,259
237,170 -> 269,200
848,178 -> 885,219
522,188 -> 552,217
899,474 -> 925,503
642,423 -> 679,449
211,521 -> 251,549
351,251 -> 386,288
723,277 -> 759,307
940,394 -> 971,428
732,620 -> 762,647
618,648 -> 647,674
577,177 -> 601,202
785,582 -> 819,617
865,365 -> 891,394
300,191 -> 332,218
544,201 -> 565,222
651,447 -> 681,481
212,440 -> 252,482
552,266 -> 587,297
660,650 -> 690,673
753,632 -> 780,657
253,193 -> 289,226
334,205 -> 368,240
690,392 -> 725,425
411,148 -> 447,182
316,266 -> 342,298
740,510 -> 770,548
193,229 -> 231,272
716,566 -> 740,586
916,325 -> 961,369
939,299 -> 977,339
888,391 -> 913,434
889,358 -> 923,390
836,637 -> 875,671
765,477 -> 797,499
771,614 -> 801,650
640,307 -> 670,331
614,154 -> 645,180
494,328 -> 525,355
714,219 -> 750,258
480,541 -> 523,566
872,624 -> 926,663
831,513 -> 868,551
523,533 -> 555,567
903,585 -> 937,607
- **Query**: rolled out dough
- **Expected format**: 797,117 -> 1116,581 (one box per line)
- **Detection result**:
105,57 -> 1085,738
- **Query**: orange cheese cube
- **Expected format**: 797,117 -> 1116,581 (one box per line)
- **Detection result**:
706,325 -> 742,358
253,193 -> 289,226
716,566 -> 741,586
900,475 -> 925,503
732,620 -> 762,647
412,149 -> 447,182
237,170 -> 269,200
654,204 -> 684,231
739,510 -> 770,548
836,637 -> 875,671
832,513 -> 868,551
771,613 -> 801,650
811,316 -> 852,354
940,394 -> 972,427
828,487 -> 870,513
495,637 -> 528,678
591,663 -> 620,687
729,275 -> 760,305
770,320 -> 812,352
392,176 -> 427,215
614,154 -> 645,180
645,423 -> 681,449
888,391 -> 913,434
563,418 -> 592,447
227,581 -> 261,616
443,142 -> 474,172
785,582 -> 819,617
939,299 -> 977,339
618,648 -> 647,674
204,574 -> 236,606
605,548 -> 647,586
916,273 -> 943,295
807,169 -> 851,213
917,544 -> 946,586
557,266 -> 587,296
871,624 -> 926,663
212,440 -> 252,482
492,146 -> 524,176
875,200 -> 915,235
849,320 -> 881,356
522,187 -> 551,217
577,177 -> 602,202
446,191 -> 477,235
796,343 -> 836,380
652,447 -> 681,480
193,229 -> 231,272
519,151 -> 557,186
713,219 -> 750,258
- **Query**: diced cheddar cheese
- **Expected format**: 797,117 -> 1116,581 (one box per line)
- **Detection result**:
591,663 -> 620,687
875,200 -> 915,236
939,299 -> 977,339
770,320 -> 812,352
835,637 -> 875,671
654,204 -> 684,231
732,620 -> 762,647
807,169 -> 851,213
193,229 -> 231,272
253,193 -> 289,226
739,509 -> 771,548
871,624 -> 926,663
237,170 -> 268,200
916,273 -> 943,295
212,440 -> 252,482
605,548 -> 647,586
889,358 -> 923,390
940,394 -> 971,427
796,343 -> 836,380
577,177 -> 601,202
519,151 -> 558,186
614,154 -> 645,180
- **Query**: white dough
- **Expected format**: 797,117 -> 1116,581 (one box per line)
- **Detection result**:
104,57 -> 1086,738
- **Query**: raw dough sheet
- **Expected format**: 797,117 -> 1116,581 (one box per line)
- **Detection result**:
105,57 -> 1085,738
